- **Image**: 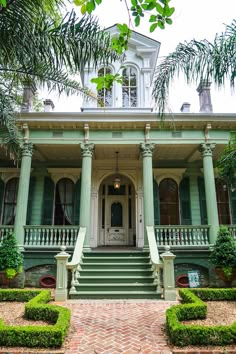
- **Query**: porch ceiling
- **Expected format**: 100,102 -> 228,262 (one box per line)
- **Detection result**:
29,143 -> 226,163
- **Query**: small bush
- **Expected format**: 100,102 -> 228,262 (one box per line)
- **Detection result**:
0,289 -> 71,348
166,288 -> 236,346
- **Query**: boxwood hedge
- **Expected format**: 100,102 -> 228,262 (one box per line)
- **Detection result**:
166,288 -> 236,347
0,289 -> 71,348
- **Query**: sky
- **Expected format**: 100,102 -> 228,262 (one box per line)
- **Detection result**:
46,0 -> 236,113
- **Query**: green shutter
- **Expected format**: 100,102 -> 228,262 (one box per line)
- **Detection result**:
153,178 -> 160,225
74,178 -> 81,225
198,177 -> 208,224
230,190 -> 236,224
0,179 -> 5,223
42,177 -> 54,225
179,177 -> 191,225
26,177 -> 36,225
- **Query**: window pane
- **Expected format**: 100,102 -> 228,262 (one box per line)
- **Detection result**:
159,178 -> 179,225
2,178 -> 18,225
130,88 -> 137,107
97,67 -> 112,107
122,66 -> 138,107
111,202 -> 123,227
55,178 -> 74,225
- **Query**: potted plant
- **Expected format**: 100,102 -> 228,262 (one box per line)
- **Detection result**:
0,232 -> 23,285
209,225 -> 236,287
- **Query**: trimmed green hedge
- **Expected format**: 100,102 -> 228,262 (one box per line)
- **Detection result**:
0,289 -> 71,348
166,288 -> 236,347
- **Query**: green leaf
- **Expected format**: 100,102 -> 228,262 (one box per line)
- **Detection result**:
165,6 -> 175,17
150,23 -> 158,32
156,3 -> 164,15
131,0 -> 138,5
166,18 -> 172,25
149,14 -> 157,22
157,20 -> 165,29
135,16 -> 140,27
81,4 -> 87,14
95,0 -> 102,4
86,1 -> 95,13
0,0 -> 7,5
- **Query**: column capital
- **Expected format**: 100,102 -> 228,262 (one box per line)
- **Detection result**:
21,142 -> 33,157
80,143 -> 94,158
140,142 -> 155,157
199,142 -> 215,157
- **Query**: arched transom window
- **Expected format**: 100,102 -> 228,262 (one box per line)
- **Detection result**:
122,66 -> 137,107
97,67 -> 113,107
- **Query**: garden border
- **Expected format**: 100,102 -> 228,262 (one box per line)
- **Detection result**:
166,288 -> 236,347
0,289 -> 71,348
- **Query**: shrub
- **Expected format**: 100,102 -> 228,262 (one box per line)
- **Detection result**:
0,289 -> 71,348
0,232 -> 23,279
166,288 -> 236,346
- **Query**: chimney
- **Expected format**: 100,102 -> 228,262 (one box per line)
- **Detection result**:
43,99 -> 55,112
197,80 -> 213,113
180,102 -> 191,113
21,84 -> 36,112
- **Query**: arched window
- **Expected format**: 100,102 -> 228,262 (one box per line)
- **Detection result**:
122,66 -> 137,107
159,178 -> 179,225
215,179 -> 231,224
97,67 -> 113,107
2,178 -> 19,225
54,178 -> 75,225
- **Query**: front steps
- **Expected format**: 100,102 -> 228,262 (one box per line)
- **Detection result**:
69,251 -> 162,299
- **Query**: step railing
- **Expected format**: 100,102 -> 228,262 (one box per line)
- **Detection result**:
154,225 -> 210,247
146,226 -> 163,294
67,227 -> 86,294
24,225 -> 79,249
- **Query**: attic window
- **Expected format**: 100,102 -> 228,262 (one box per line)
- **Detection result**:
172,131 -> 182,138
53,131 -> 63,138
97,67 -> 113,107
112,131 -> 123,138
122,66 -> 137,108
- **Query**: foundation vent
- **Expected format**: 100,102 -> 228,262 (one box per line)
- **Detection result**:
112,131 -> 123,138
172,131 -> 182,138
52,131 -> 63,138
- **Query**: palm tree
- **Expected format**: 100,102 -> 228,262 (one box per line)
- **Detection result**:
152,20 -> 236,116
0,0 -> 117,157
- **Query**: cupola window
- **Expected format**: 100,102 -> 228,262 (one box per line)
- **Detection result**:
97,67 -> 113,107
122,66 -> 137,107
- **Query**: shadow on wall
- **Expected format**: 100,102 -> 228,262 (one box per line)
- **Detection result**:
25,264 -> 56,288
174,263 -> 209,288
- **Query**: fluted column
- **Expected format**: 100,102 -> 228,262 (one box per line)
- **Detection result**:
199,143 -> 219,243
14,142 -> 33,250
80,143 -> 94,251
140,143 -> 155,249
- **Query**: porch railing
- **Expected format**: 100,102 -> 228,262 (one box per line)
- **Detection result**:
154,225 -> 210,247
228,225 -> 236,240
0,226 -> 14,244
24,225 -> 79,248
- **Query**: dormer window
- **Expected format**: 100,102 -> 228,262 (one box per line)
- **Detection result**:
122,66 -> 137,107
97,67 -> 113,107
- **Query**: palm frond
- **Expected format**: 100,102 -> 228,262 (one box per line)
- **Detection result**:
152,20 -> 236,116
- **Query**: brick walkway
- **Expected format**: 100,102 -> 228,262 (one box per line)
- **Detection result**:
65,300 -> 175,354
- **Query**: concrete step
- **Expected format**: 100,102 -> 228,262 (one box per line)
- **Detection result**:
79,269 -> 153,276
75,283 -> 156,291
82,256 -> 150,263
70,290 -> 162,299
79,275 -> 154,283
81,262 -> 152,270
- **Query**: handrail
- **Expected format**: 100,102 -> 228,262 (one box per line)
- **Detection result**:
146,226 -> 161,265
67,227 -> 86,293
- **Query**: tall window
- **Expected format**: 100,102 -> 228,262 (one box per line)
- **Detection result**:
97,67 -> 113,107
2,178 -> 19,225
159,178 -> 179,225
54,178 -> 75,225
215,179 -> 231,224
122,66 -> 137,107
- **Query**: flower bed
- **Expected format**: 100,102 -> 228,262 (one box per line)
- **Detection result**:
0,289 -> 71,348
166,288 -> 236,346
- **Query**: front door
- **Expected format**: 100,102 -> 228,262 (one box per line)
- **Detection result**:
105,196 -> 128,245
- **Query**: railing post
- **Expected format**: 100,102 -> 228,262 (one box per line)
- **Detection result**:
161,246 -> 176,301
54,246 -> 71,301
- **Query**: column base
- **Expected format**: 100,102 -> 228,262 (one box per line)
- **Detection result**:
55,289 -> 68,301
164,289 -> 176,301
83,246 -> 92,252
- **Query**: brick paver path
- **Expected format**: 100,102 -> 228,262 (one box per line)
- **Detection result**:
65,300 -> 175,354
